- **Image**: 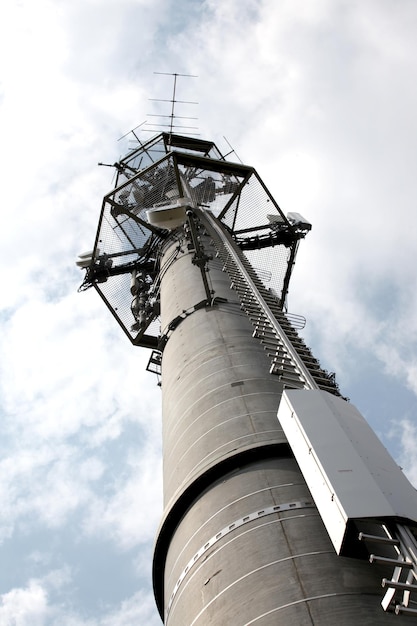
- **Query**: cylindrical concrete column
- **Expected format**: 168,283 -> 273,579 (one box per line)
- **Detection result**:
153,220 -> 408,625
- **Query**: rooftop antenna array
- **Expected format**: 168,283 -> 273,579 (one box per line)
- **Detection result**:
147,72 -> 199,140
98,122 -> 148,181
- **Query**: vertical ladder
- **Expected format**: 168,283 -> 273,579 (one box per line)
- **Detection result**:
358,522 -> 417,615
203,211 -> 342,396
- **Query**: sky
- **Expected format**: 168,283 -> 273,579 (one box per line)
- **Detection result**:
1,0 -> 417,624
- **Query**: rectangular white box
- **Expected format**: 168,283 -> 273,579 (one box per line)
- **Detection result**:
278,389 -> 417,553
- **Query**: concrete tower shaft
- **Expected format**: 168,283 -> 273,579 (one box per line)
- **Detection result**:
152,218 -> 409,625
160,231 -> 286,507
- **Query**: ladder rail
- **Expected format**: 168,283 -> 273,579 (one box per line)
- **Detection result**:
203,211 -> 318,390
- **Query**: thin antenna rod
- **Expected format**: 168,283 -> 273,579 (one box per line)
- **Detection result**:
147,114 -> 199,120
118,121 -> 147,142
149,98 -> 198,105
154,72 -> 198,77
170,73 -> 178,136
223,136 -> 243,164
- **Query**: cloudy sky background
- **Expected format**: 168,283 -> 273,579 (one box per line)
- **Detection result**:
1,0 -> 417,624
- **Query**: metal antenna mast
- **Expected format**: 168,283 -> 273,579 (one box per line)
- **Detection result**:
148,72 -> 199,141
78,127 -> 417,624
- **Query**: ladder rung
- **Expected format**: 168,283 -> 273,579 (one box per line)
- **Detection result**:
267,356 -> 294,365
395,605 -> 417,616
271,355 -> 298,365
294,347 -> 314,355
370,555 -> 413,568
299,356 -> 319,363
311,374 -> 336,384
266,351 -> 291,359
316,383 -> 339,393
359,532 -> 400,546
306,361 -> 323,375
253,322 -> 274,330
281,380 -> 306,389
292,339 -> 309,346
312,379 -> 336,389
259,338 -> 282,347
271,366 -> 299,374
266,347 -> 292,355
280,374 -> 303,383
255,332 -> 279,340
382,579 -> 417,591
267,346 -> 292,354
271,369 -> 303,382
253,331 -> 277,340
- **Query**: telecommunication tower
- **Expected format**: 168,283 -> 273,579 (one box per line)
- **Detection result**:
78,129 -> 417,624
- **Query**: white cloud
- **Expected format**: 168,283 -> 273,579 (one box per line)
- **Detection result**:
0,567 -> 72,626
0,569 -> 162,626
98,590 -> 162,626
398,419 -> 417,489
0,580 -> 49,626
0,442 -> 97,540
82,444 -> 162,550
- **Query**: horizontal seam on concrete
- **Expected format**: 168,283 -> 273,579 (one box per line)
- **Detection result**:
243,591 -> 375,625
166,501 -> 315,616
176,433 -> 286,491
163,358 -> 275,405
164,390 -> 282,452
163,348 -> 269,388
176,424 -> 284,467
186,550 -> 333,626
165,513 -> 320,622
166,481 -> 305,579
164,408 -> 278,463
